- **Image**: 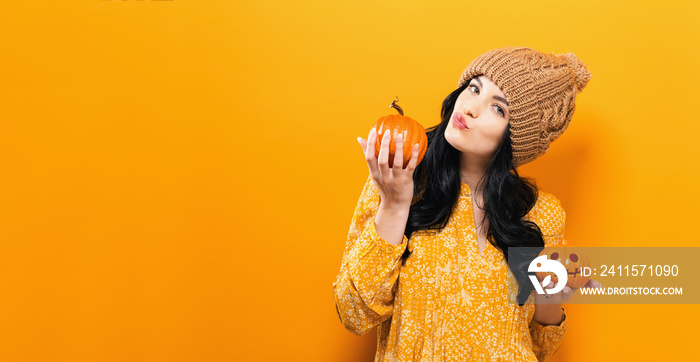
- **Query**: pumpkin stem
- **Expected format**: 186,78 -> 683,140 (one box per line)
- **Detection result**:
389,97 -> 404,116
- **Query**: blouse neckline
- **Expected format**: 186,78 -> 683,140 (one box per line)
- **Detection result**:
460,182 -> 472,196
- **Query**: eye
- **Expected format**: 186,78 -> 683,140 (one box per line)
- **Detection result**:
469,83 -> 507,118
494,105 -> 505,117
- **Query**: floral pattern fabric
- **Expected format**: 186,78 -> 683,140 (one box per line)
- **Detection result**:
333,175 -> 568,361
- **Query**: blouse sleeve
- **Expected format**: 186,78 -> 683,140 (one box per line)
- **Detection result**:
332,175 -> 409,335
529,192 -> 569,361
529,307 -> 568,361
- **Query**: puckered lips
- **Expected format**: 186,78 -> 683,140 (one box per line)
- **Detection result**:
452,113 -> 469,130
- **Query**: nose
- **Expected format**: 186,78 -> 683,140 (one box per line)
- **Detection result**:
462,102 -> 479,119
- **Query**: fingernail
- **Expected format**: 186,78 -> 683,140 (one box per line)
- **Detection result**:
396,134 -> 402,142
357,137 -> 361,143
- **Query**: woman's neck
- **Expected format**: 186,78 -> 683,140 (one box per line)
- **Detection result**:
459,153 -> 491,196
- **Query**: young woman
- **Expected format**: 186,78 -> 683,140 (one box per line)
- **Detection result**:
332,47 -> 597,361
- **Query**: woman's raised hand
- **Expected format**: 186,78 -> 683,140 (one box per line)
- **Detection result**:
357,128 -> 420,210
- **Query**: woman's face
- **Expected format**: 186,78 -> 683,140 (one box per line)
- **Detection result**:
444,75 -> 511,161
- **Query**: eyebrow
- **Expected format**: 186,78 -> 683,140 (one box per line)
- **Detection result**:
471,77 -> 510,107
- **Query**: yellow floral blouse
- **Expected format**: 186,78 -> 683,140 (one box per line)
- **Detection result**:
332,175 -> 568,361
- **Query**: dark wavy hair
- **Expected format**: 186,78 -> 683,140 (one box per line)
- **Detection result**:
401,79 -> 546,305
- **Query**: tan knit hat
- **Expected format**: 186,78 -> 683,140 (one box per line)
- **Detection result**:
457,46 -> 592,167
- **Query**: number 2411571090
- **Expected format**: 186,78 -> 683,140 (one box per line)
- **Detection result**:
588,265 -> 679,277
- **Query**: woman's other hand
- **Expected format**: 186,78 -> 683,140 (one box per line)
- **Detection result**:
535,279 -> 603,304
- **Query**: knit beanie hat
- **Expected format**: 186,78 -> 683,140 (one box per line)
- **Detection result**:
457,46 -> 592,168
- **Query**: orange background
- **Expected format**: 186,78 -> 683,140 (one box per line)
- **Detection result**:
0,0 -> 698,361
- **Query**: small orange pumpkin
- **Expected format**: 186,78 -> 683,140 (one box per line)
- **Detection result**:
535,243 -> 591,288
373,97 -> 428,168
